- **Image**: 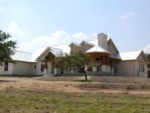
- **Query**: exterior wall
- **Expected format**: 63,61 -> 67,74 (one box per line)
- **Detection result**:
101,65 -> 111,73
117,61 -> 136,76
0,63 -> 14,75
0,61 -> 45,76
88,53 -> 110,65
31,62 -> 37,75
117,61 -> 148,77
136,52 -> 148,77
47,62 -> 52,75
80,42 -> 93,52
134,62 -> 148,78
13,61 -> 33,75
70,45 -> 81,55
35,61 -> 44,75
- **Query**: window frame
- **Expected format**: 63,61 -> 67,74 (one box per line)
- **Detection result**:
4,62 -> 9,71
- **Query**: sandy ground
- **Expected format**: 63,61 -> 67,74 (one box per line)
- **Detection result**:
0,77 -> 150,95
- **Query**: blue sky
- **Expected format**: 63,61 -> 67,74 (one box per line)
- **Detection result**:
0,0 -> 150,52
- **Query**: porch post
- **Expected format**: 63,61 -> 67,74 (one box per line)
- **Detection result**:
48,62 -> 53,76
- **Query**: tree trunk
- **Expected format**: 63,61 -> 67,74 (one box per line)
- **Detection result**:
84,71 -> 87,81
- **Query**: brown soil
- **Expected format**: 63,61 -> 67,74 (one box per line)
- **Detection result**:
0,77 -> 150,95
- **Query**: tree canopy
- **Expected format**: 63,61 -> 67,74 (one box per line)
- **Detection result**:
55,51 -> 90,80
0,30 -> 16,65
147,54 -> 150,62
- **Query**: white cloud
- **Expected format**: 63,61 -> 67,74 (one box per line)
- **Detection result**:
72,32 -> 88,40
144,44 -> 150,54
120,12 -> 135,20
4,22 -> 97,53
18,31 -> 97,53
5,21 -> 96,52
7,22 -> 24,37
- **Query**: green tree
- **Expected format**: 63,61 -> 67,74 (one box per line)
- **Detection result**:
55,56 -> 65,74
147,54 -> 150,62
72,51 -> 89,80
55,51 -> 90,80
0,30 -> 16,65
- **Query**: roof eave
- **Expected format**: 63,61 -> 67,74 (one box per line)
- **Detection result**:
86,51 -> 110,54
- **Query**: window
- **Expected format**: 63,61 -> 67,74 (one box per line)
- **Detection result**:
139,63 -> 145,73
34,64 -> 36,70
96,57 -> 101,61
41,64 -> 44,72
139,64 -> 140,72
4,62 -> 8,71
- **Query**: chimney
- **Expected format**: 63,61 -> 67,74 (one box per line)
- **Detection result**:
97,33 -> 108,50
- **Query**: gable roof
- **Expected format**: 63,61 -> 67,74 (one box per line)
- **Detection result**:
107,38 -> 119,53
11,46 -> 66,62
119,50 -> 142,61
34,47 -> 65,61
11,51 -> 33,62
86,45 -> 110,54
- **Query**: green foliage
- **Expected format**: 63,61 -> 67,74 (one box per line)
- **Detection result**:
147,54 -> 150,62
55,51 -> 89,80
72,51 -> 89,71
55,51 -> 89,72
0,30 -> 16,65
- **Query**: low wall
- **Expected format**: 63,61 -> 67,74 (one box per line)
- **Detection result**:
55,71 -> 113,76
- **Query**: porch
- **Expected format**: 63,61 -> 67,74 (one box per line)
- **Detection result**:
87,52 -> 119,75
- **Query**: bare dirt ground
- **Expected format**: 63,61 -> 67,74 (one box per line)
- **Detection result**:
0,77 -> 150,95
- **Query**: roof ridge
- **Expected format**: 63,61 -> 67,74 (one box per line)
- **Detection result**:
16,50 -> 32,54
120,50 -> 141,53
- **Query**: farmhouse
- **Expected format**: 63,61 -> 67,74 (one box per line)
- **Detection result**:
0,33 -> 149,77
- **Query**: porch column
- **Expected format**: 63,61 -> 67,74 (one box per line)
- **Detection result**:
47,62 -> 53,76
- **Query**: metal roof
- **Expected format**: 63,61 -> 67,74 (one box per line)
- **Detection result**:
11,51 -> 33,62
119,51 -> 142,61
33,47 -> 66,61
12,47 -> 66,62
86,45 -> 110,54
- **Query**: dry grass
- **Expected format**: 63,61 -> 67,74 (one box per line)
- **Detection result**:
37,75 -> 150,84
0,76 -> 150,95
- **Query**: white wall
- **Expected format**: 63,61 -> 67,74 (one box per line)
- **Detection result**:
0,61 -> 53,76
35,61 -> 44,75
13,61 -> 32,75
0,63 -> 14,75
31,62 -> 37,75
117,61 -> 148,77
134,62 -> 148,78
117,61 -> 136,77
101,65 -> 111,73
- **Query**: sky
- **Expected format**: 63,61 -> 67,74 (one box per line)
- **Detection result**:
0,0 -> 150,53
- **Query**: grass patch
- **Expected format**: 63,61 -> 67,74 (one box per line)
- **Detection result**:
0,88 -> 150,113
